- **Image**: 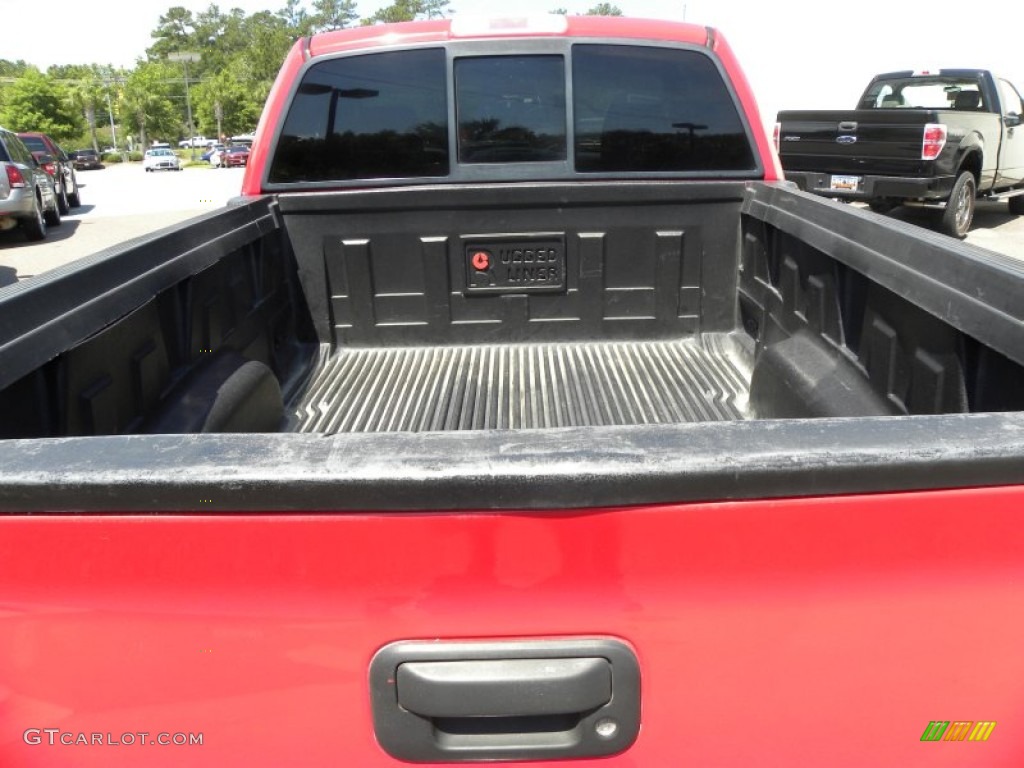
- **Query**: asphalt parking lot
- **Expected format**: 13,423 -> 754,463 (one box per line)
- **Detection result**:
0,162 -> 246,286
1,164 -> 1023,288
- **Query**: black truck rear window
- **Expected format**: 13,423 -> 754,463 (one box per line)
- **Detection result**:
573,45 -> 754,173
268,42 -> 756,184
268,48 -> 449,183
455,56 -> 567,163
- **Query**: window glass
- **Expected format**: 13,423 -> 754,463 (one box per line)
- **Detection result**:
999,80 -> 1023,116
455,56 -> 566,163
19,135 -> 46,154
859,76 -> 986,110
573,45 -> 755,173
269,48 -> 448,183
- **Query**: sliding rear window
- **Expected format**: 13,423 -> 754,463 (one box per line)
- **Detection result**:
455,55 -> 567,163
268,48 -> 449,183
573,45 -> 755,173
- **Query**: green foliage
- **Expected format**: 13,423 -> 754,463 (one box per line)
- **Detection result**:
0,68 -> 83,143
123,61 -> 180,148
363,0 -> 450,25
310,0 -> 359,31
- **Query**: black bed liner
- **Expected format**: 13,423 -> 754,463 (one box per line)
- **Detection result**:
290,334 -> 750,433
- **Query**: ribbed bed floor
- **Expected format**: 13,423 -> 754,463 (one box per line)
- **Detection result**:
289,335 -> 751,433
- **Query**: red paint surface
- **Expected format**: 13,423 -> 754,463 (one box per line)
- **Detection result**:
241,17 -> 778,195
2,487 -> 1023,766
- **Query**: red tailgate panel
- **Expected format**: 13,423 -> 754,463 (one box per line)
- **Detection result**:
2,486 -> 1023,767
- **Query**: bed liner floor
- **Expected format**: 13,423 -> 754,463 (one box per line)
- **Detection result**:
289,334 -> 751,433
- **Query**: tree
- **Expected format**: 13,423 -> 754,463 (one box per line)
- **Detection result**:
278,0 -> 311,33
364,0 -> 451,24
420,0 -> 451,19
50,65 -> 108,152
123,61 -> 179,149
586,3 -> 622,14
365,0 -> 424,24
310,0 -> 359,32
193,61 -> 266,140
147,6 -> 196,59
0,68 -> 83,144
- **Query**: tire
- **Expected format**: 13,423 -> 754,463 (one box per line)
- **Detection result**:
44,193 -> 62,227
23,192 -> 47,241
1008,194 -> 1024,215
939,170 -> 976,239
68,180 -> 81,208
56,183 -> 69,215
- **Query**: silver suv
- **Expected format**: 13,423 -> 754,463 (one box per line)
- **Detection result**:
0,127 -> 60,241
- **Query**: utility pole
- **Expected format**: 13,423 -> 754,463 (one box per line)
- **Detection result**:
169,52 -> 201,160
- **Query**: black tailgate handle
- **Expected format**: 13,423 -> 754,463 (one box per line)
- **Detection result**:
838,121 -> 858,132
370,638 -> 641,762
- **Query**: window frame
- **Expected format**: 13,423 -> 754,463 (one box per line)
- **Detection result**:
260,37 -> 764,192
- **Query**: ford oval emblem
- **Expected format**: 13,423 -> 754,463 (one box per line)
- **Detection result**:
836,135 -> 858,145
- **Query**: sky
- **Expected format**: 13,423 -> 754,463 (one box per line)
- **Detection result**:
2,0 -> 1023,133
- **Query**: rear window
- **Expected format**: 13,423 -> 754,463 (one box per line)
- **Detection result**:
266,43 -> 756,184
455,56 -> 567,163
859,76 -> 987,110
573,45 -> 755,173
19,135 -> 46,153
269,48 -> 449,183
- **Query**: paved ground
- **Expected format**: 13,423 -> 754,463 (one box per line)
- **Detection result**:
1,165 -> 1023,288
0,162 -> 246,286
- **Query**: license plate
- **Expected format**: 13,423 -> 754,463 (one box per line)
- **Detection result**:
830,174 -> 861,192
464,237 -> 566,295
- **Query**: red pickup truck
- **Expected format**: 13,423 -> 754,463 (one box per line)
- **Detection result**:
2,16 -> 1023,767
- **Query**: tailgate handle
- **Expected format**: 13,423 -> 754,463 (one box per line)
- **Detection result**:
397,657 -> 611,718
838,121 -> 858,132
370,638 -> 640,762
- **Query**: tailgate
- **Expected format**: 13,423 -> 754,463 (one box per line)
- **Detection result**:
777,109 -> 936,176
3,486 -> 1024,767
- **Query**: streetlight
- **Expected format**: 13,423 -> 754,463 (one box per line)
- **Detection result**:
169,52 -> 201,160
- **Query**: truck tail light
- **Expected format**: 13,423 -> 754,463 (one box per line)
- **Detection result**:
5,164 -> 27,188
922,123 -> 947,160
773,122 -> 781,153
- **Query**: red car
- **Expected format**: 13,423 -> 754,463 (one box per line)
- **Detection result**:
17,131 -> 81,214
212,145 -> 250,168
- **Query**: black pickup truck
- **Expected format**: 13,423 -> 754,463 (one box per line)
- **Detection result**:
776,69 -> 1024,237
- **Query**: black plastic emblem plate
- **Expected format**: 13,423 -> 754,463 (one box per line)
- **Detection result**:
464,236 -> 566,295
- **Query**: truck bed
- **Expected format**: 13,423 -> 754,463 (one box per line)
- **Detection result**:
2,181 -> 1024,445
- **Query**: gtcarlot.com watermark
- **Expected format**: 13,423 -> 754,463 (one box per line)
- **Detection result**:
24,728 -> 203,747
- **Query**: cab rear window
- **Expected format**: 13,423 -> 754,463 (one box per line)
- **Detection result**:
573,45 -> 755,173
268,48 -> 449,183
267,43 -> 756,184
455,56 -> 567,164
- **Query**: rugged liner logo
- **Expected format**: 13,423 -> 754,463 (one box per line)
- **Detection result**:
920,721 -> 996,742
464,239 -> 566,295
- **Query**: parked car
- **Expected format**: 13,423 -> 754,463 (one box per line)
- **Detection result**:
68,149 -> 103,170
143,148 -> 182,172
0,127 -> 61,241
17,132 -> 80,214
179,136 -> 215,148
211,145 -> 250,168
201,144 -> 226,162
